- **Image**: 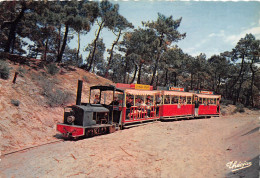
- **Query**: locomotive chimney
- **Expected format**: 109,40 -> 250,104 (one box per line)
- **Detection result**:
76,80 -> 83,105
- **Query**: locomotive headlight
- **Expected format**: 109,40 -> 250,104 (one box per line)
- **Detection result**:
67,115 -> 75,123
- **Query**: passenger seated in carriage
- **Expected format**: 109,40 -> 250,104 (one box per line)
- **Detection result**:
138,99 -> 147,118
126,97 -> 133,119
164,97 -> 170,104
146,98 -> 152,117
135,98 -> 141,107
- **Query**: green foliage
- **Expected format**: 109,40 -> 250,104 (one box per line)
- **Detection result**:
46,63 -> 60,75
0,60 -> 11,79
85,38 -> 106,72
11,99 -> 20,106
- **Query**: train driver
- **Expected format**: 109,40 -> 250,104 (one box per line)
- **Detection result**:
93,94 -> 100,104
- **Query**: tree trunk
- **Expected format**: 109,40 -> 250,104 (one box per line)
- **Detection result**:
57,25 -> 61,58
130,64 -> 138,84
174,72 -> 177,86
57,24 -> 69,63
43,38 -> 49,61
137,62 -> 143,84
11,31 -> 16,54
236,74 -> 245,104
229,55 -> 245,92
190,73 -> 193,90
164,69 -> 168,87
86,21 -> 104,71
197,73 -> 199,90
105,30 -> 121,77
249,58 -> 256,107
250,71 -> 255,107
217,74 -> 221,93
123,59 -> 128,83
3,2 -> 26,53
213,71 -> 217,91
225,83 -> 228,99
156,72 -> 159,87
77,31 -> 80,61
150,35 -> 164,85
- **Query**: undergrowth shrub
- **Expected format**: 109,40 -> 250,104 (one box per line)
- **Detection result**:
17,66 -> 27,77
234,103 -> 245,113
221,110 -> 227,116
83,75 -> 89,82
0,60 -> 11,79
47,89 -> 72,107
11,99 -> 20,106
46,63 -> 59,75
32,73 -> 73,107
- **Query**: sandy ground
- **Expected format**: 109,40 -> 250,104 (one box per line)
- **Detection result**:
0,61 -> 114,154
0,113 -> 259,178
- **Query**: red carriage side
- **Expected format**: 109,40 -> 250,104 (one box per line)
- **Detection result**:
159,90 -> 194,119
195,93 -> 221,116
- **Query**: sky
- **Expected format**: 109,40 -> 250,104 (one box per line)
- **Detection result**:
69,0 -> 260,59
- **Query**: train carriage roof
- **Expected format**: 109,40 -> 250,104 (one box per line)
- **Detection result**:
125,89 -> 160,96
162,90 -> 193,97
195,94 -> 221,99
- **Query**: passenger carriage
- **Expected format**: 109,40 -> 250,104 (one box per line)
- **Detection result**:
195,91 -> 221,117
158,87 -> 195,120
116,83 -> 161,128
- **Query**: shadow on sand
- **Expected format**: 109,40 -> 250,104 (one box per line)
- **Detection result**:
241,127 -> 259,136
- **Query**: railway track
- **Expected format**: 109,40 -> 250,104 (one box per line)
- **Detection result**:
2,140 -> 64,157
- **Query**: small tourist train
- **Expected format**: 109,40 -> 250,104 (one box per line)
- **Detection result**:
57,81 -> 221,138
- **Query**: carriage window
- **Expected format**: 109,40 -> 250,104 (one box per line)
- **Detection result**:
155,95 -> 162,104
164,95 -> 170,104
180,96 -> 186,104
172,96 -> 179,104
117,94 -> 124,106
134,96 -> 141,106
145,95 -> 153,105
203,98 -> 209,105
126,95 -> 134,108
187,97 -> 191,104
199,98 -> 202,104
171,96 -> 177,104
209,98 -> 216,105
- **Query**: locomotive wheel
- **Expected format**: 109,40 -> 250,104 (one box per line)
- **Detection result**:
87,129 -> 94,137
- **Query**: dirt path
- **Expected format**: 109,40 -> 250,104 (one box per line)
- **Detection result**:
0,114 -> 259,178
